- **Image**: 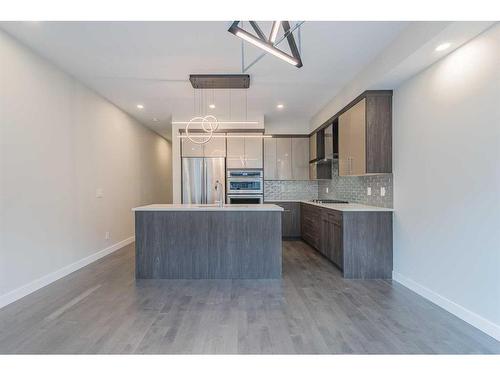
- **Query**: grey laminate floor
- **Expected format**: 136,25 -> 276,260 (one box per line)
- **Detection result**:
0,241 -> 498,354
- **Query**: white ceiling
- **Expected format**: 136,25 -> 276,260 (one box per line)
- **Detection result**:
0,21 -> 409,139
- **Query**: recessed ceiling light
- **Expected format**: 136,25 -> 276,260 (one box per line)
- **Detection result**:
209,104 -> 216,109
277,104 -> 284,109
136,104 -> 144,109
435,43 -> 451,52
152,118 -> 159,122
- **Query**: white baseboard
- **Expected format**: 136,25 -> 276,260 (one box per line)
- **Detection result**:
0,236 -> 135,309
392,271 -> 500,342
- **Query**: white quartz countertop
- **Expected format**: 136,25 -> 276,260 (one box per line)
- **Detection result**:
265,200 -> 394,212
132,204 -> 284,212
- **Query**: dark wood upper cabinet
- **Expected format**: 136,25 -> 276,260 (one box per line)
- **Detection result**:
365,94 -> 392,173
312,90 -> 392,177
338,92 -> 392,175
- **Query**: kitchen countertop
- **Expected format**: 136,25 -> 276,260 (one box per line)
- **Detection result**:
132,204 -> 284,212
265,200 -> 394,212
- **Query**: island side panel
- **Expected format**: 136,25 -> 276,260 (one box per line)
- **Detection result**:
135,210 -> 282,279
207,211 -> 282,278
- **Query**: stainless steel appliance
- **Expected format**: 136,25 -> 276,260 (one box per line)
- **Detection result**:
227,170 -> 263,194
310,199 -> 348,204
182,157 -> 225,204
226,169 -> 263,204
227,194 -> 264,204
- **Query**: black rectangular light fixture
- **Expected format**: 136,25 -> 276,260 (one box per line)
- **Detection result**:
189,74 -> 250,89
228,21 -> 303,68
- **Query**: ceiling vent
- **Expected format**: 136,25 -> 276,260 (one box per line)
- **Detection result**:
189,74 -> 250,89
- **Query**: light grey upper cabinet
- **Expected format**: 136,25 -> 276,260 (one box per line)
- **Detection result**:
324,124 -> 333,159
264,136 -> 310,180
338,91 -> 392,176
181,137 -> 204,157
264,138 -> 277,179
291,137 -> 309,180
276,138 -> 292,180
309,133 -> 317,161
227,133 -> 263,169
226,134 -> 246,168
182,133 -> 226,158
244,134 -> 263,169
203,134 -> 226,157
339,99 -> 366,175
309,162 -> 317,180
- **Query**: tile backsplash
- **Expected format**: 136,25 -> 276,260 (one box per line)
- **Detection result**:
318,160 -> 393,208
264,160 -> 393,208
264,180 -> 318,201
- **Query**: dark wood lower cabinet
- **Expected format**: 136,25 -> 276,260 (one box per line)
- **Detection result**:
321,211 -> 343,269
300,203 -> 321,248
300,202 -> 392,279
267,201 -> 301,239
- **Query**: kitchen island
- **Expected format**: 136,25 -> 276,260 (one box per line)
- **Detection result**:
132,204 -> 283,279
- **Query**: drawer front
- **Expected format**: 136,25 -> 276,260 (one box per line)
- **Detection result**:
300,203 -> 321,249
327,211 -> 342,225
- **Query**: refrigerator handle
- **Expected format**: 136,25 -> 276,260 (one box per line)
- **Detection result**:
203,159 -> 207,204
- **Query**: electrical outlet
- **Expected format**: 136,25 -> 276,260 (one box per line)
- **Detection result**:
105,231 -> 110,240
380,187 -> 386,197
367,187 -> 372,196
326,187 -> 329,193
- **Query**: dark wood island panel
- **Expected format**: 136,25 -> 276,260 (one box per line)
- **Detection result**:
135,210 -> 282,279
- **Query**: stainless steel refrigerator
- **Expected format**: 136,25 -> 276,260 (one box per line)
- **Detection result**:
182,158 -> 225,204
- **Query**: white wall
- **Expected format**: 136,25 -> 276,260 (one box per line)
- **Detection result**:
309,22 -> 494,132
393,24 -> 500,340
0,30 -> 172,306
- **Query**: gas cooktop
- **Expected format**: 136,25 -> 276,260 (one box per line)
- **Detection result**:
310,199 -> 349,204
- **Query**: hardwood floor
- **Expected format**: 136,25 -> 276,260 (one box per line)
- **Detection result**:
0,241 -> 498,354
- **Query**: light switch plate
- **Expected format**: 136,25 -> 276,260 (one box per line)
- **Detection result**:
380,187 -> 386,197
96,188 -> 103,198
367,187 -> 372,196
105,231 -> 110,240
326,187 -> 329,193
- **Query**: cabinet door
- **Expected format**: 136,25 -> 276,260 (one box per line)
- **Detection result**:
324,124 -> 333,159
291,138 -> 309,180
244,134 -> 263,168
278,202 -> 300,237
276,138 -> 292,180
320,214 -> 329,257
264,138 -> 277,180
226,133 -> 246,168
181,138 -> 204,157
339,99 -> 366,175
349,99 -> 366,175
301,204 -> 318,248
309,162 -> 317,180
338,110 -> 351,175
203,133 -> 226,157
309,133 -> 317,161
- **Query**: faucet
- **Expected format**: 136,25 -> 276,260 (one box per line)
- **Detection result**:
215,180 -> 224,207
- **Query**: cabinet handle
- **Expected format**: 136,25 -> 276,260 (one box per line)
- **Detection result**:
283,209 -> 291,212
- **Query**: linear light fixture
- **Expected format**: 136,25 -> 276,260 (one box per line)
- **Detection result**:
178,134 -> 272,138
172,121 -> 260,125
269,21 -> 280,43
228,21 -> 303,68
